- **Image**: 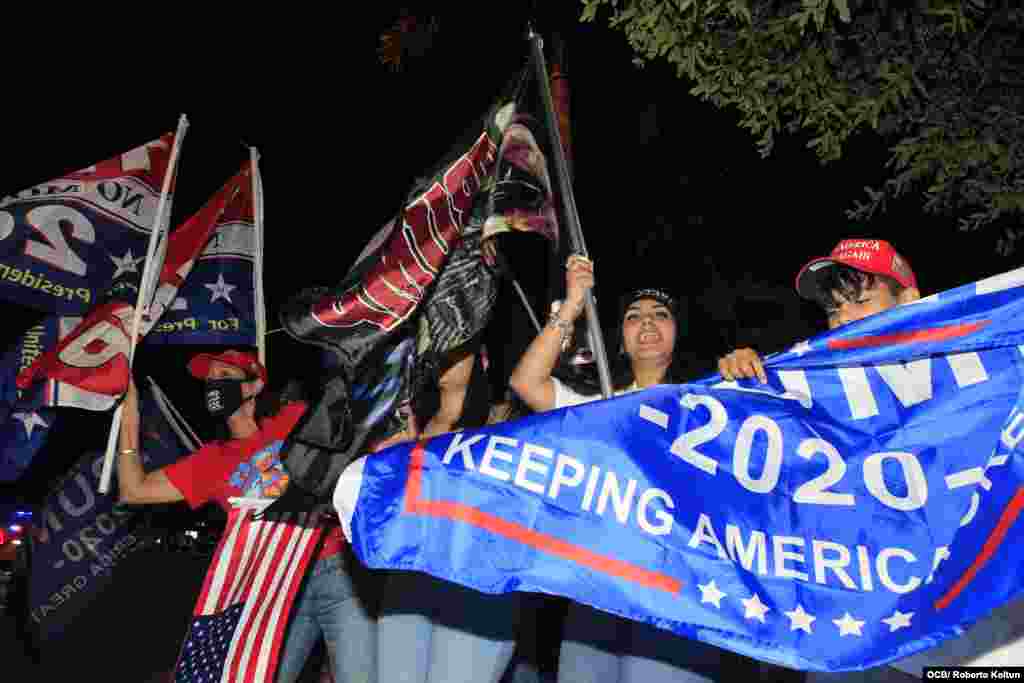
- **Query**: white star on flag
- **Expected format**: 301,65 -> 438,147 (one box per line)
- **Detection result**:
741,593 -> 770,623
791,340 -> 812,356
784,604 -> 816,634
12,411 -> 48,438
110,249 -> 142,279
881,610 -> 913,632
833,612 -> 866,637
697,580 -> 727,609
205,274 -> 236,304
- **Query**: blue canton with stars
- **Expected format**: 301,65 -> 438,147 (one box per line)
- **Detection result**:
0,316 -> 59,481
343,268 -> 1024,671
145,225 -> 256,347
175,603 -> 244,682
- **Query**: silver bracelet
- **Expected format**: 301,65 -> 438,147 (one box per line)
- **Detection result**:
547,315 -> 573,351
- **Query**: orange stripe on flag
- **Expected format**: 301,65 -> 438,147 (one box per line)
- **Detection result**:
935,486 -> 1024,611
402,442 -> 682,594
827,321 -> 988,351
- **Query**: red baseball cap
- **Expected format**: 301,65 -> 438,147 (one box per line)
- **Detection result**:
795,239 -> 917,301
188,350 -> 267,383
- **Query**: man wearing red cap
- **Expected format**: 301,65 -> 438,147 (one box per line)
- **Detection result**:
115,350 -> 377,683
718,239 -> 923,681
719,238 -> 920,383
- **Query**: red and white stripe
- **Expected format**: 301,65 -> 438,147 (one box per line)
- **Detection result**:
191,507 -> 323,683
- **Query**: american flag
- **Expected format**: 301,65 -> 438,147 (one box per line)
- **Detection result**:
173,505 -> 324,683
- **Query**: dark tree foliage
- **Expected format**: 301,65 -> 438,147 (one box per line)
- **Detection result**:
581,1 -> 1024,252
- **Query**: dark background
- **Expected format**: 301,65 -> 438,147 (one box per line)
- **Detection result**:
0,4 -> 1018,679
0,4 -> 1014,503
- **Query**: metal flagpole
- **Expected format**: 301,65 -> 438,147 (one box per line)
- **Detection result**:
251,147 -> 267,366
147,376 -> 203,452
526,25 -> 613,398
494,249 -> 543,334
511,277 -> 543,334
99,114 -> 189,494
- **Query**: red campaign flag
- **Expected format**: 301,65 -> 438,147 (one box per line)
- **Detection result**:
147,163 -> 253,326
172,508 -> 324,683
14,165 -> 252,408
15,300 -> 135,401
64,133 -> 179,186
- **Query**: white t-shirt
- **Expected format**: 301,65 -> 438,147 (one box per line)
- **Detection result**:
552,377 -> 642,409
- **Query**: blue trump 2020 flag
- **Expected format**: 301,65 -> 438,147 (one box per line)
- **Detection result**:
28,378 -> 198,642
0,317 -> 61,480
334,267 -> 1024,672
0,132 -> 178,316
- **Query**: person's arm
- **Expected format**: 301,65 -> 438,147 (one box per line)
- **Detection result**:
420,351 -> 475,439
117,377 -> 185,505
370,351 -> 477,452
510,255 -> 592,412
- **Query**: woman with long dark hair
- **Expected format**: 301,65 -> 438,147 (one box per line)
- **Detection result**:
511,255 -> 691,407
510,255 -> 742,683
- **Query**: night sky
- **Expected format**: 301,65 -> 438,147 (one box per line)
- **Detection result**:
0,5 -> 1017,505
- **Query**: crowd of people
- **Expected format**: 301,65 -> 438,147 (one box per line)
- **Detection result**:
108,236 -> 955,682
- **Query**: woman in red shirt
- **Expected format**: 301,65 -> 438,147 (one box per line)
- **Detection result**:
116,349 -> 376,683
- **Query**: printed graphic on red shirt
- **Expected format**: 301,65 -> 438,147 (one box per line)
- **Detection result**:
227,439 -> 290,499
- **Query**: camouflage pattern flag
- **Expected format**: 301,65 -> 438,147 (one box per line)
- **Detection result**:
271,68 -> 560,512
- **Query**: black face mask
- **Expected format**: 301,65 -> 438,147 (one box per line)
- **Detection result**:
204,379 -> 247,418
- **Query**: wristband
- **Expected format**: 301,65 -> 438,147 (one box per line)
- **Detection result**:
546,315 -> 573,352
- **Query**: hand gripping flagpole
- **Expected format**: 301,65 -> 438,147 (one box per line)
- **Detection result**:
527,26 -> 613,398
99,113 -> 189,494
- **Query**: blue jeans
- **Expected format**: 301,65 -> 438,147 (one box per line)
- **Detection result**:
558,602 -> 748,683
276,547 -> 379,683
378,570 -> 520,683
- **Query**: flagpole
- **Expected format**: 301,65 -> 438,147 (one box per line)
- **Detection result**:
251,147 -> 267,366
494,249 -> 543,334
526,26 -> 613,398
99,114 -> 189,495
132,113 -> 190,359
147,376 -> 203,452
511,277 -> 543,334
